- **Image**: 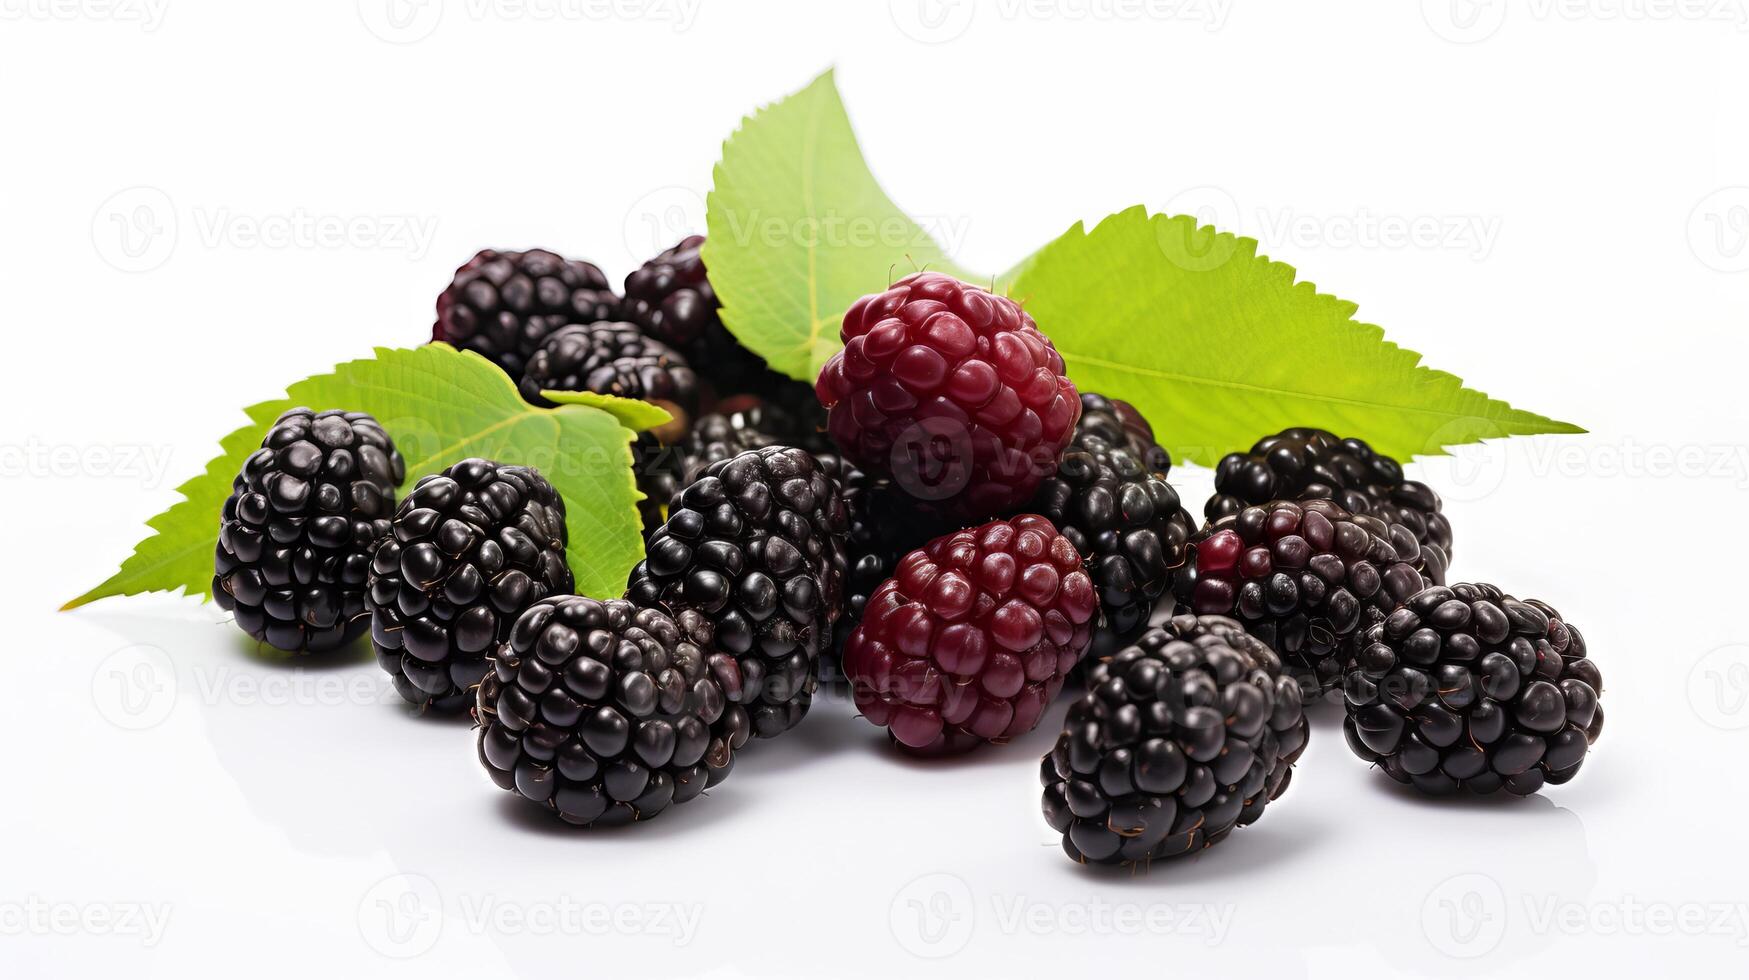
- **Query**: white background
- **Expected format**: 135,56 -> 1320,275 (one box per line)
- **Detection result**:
4,1 -> 1748,977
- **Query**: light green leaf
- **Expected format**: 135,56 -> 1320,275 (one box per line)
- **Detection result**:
65,344 -> 644,611
704,69 -> 976,384
1005,207 -> 1583,466
540,389 -> 673,432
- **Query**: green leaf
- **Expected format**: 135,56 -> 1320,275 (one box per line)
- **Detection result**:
64,344 -> 644,611
540,389 -> 673,432
704,69 -> 977,384
1005,207 -> 1584,466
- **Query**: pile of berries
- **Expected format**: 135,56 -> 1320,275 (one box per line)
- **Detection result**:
209,244 -> 1599,865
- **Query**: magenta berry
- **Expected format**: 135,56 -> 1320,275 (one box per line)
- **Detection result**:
843,515 -> 1097,754
814,272 -> 1081,517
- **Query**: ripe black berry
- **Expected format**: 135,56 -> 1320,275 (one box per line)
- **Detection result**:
1032,392 -> 1195,650
1042,614 -> 1308,866
477,596 -> 750,826
214,408 -> 405,653
368,459 -> 573,711
1176,498 -> 1433,696
622,235 -> 778,397
626,447 -> 848,738
1343,582 -> 1603,796
1207,427 -> 1451,582
434,248 -> 619,379
519,321 -> 698,414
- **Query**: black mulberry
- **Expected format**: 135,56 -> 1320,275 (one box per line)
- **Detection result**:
434,248 -> 619,379
1031,392 -> 1196,651
519,321 -> 698,414
476,596 -> 750,826
1176,499 -> 1433,696
1207,427 -> 1451,582
1042,614 -> 1308,866
214,408 -> 405,653
368,458 -> 572,711
1343,582 -> 1603,796
626,447 -> 848,738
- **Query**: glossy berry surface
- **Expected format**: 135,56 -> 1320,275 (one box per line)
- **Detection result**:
825,459 -> 953,672
1176,498 -> 1432,696
622,235 -> 777,397
520,321 -> 698,414
1032,392 -> 1195,649
434,248 -> 619,379
1343,582 -> 1603,796
627,447 -> 848,738
815,272 -> 1080,517
1206,427 -> 1451,582
633,402 -> 806,540
1042,614 -> 1308,866
214,408 -> 405,653
476,596 -> 750,827
844,515 -> 1097,754
368,459 -> 572,711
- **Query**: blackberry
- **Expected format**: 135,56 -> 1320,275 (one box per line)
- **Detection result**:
1075,393 -> 1172,474
623,235 -> 779,398
626,447 -> 848,738
434,248 -> 619,379
1032,392 -> 1196,650
1041,614 -> 1309,866
1343,582 -> 1603,796
1207,428 -> 1452,582
844,515 -> 1098,754
214,408 -> 405,653
477,596 -> 751,826
368,459 -> 573,711
830,462 -> 954,662
633,402 -> 806,539
815,272 -> 1081,518
519,321 -> 699,414
1176,499 -> 1432,696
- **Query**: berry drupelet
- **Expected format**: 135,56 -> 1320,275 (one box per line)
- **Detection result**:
434,248 -> 619,379
214,408 -> 405,653
477,596 -> 750,826
1206,427 -> 1452,582
626,446 -> 848,738
843,515 -> 1098,754
1343,582 -> 1603,796
1175,498 -> 1433,696
815,272 -> 1081,518
367,459 -> 573,711
1041,614 -> 1308,866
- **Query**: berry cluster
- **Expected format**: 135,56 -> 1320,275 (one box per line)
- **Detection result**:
206,244 -> 1600,867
